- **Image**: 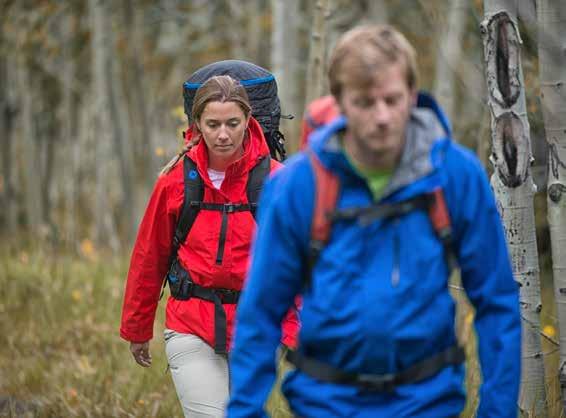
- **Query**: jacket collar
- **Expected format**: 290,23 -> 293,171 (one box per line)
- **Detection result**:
310,92 -> 451,201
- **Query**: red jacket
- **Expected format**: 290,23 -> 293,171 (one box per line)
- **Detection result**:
120,117 -> 298,349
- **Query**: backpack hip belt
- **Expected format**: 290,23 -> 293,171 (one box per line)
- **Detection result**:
286,345 -> 465,392
168,259 -> 239,355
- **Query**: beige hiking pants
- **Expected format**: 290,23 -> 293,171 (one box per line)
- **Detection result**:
164,329 -> 229,418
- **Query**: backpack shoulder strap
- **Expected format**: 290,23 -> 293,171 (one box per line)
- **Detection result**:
173,156 -> 204,254
307,151 -> 340,279
246,156 -> 271,219
427,188 -> 458,273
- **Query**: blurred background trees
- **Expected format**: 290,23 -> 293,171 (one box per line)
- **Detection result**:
0,0 -> 547,251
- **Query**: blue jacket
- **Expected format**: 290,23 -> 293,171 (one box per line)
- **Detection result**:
227,93 -> 521,418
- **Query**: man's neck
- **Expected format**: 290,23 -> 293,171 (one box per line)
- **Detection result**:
343,134 -> 402,172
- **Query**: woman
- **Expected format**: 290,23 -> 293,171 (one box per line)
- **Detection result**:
120,75 -> 298,417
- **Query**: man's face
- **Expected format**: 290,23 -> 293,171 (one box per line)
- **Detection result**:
338,62 -> 416,167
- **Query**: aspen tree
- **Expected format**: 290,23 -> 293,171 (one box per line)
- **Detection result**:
538,0 -> 566,411
481,0 -> 547,415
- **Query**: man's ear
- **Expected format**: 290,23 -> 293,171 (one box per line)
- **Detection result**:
410,89 -> 418,107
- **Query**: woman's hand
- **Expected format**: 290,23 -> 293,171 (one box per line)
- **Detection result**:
130,341 -> 152,367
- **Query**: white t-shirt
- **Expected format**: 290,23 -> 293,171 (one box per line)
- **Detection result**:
207,168 -> 226,189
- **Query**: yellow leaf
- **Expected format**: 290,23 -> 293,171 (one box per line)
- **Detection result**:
543,325 -> 556,338
71,290 -> 83,302
80,239 -> 94,256
155,146 -> 165,157
137,399 -> 146,405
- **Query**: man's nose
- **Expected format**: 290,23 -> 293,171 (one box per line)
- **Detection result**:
373,101 -> 391,124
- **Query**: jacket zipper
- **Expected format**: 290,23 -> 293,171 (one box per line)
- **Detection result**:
391,226 -> 400,287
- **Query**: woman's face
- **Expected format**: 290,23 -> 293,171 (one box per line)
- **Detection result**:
196,100 -> 249,163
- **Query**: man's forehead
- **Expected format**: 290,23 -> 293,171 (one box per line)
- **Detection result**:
342,62 -> 408,90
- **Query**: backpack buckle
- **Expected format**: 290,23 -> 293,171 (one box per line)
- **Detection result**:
224,203 -> 241,213
356,372 -> 396,392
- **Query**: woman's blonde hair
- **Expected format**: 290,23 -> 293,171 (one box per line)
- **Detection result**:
160,75 -> 251,175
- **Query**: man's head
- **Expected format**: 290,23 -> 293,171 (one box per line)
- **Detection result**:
328,25 -> 418,169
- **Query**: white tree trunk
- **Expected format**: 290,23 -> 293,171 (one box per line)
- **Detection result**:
304,0 -> 329,106
481,1 -> 547,415
90,0 -> 120,251
245,0 -> 263,63
17,58 -> 44,232
433,0 -> 468,121
365,0 -> 388,24
0,52 -> 18,234
271,0 -> 301,148
538,0 -> 566,411
226,0 -> 248,59
62,10 -> 79,247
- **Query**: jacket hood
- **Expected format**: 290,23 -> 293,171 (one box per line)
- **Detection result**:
310,92 -> 452,201
186,116 -> 270,179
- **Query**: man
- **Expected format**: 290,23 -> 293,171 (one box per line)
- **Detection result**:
227,25 -> 520,418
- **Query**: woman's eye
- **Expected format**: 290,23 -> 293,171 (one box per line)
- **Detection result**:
229,121 -> 240,128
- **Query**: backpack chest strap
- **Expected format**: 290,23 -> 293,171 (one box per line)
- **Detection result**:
192,202 -> 255,212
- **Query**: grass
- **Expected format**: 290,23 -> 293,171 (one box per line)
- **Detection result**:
0,243 -> 562,417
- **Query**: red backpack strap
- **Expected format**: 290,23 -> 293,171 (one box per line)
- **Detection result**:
427,188 -> 458,273
306,151 -> 340,284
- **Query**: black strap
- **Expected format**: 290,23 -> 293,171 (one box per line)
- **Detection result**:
172,277 -> 240,355
216,209 -> 229,265
246,156 -> 270,219
286,345 -> 465,392
331,195 -> 430,226
315,193 -> 457,276
173,157 -> 204,253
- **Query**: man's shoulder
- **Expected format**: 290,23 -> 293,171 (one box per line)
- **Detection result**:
441,140 -> 486,178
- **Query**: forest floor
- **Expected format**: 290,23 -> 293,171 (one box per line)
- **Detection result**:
0,243 -> 561,417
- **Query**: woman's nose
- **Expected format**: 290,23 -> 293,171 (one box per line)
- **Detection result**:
218,125 -> 229,139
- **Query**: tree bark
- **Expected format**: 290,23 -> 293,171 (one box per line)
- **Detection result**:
538,0 -> 566,411
90,0 -> 120,251
123,0 -> 153,187
481,1 -> 547,415
304,0 -> 329,107
0,47 -> 18,234
17,58 -> 44,233
433,0 -> 468,121
271,0 -> 301,149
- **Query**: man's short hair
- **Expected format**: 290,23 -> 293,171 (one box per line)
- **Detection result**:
328,25 -> 418,99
